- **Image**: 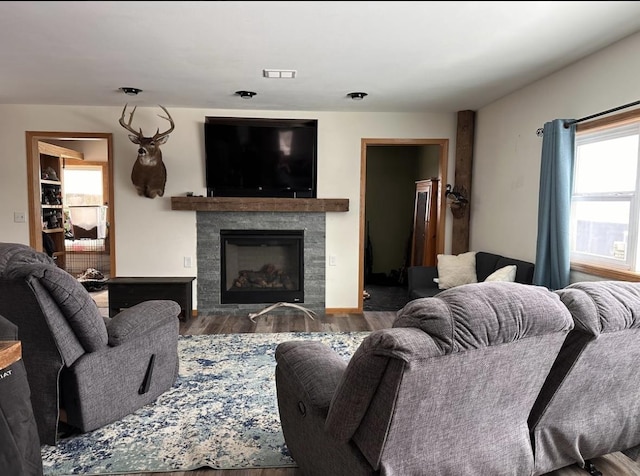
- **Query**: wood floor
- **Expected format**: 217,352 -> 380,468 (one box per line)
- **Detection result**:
90,295 -> 639,476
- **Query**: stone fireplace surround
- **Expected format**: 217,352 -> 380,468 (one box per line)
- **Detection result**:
171,196 -> 349,317
197,211 -> 326,317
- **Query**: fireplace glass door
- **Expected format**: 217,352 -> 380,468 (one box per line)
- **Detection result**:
220,230 -> 304,304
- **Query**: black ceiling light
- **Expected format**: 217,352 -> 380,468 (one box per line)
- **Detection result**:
235,90 -> 257,99
347,92 -> 368,101
119,87 -> 142,96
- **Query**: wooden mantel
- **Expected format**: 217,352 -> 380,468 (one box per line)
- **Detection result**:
171,196 -> 349,212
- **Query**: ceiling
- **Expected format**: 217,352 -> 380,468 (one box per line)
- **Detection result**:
2,1 -> 640,113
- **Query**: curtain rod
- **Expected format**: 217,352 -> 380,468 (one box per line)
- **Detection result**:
535,99 -> 640,137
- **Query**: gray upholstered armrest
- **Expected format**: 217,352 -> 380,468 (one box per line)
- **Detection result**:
106,300 -> 180,346
275,340 -> 348,412
407,266 -> 439,291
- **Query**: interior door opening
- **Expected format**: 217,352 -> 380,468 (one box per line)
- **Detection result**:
360,139 -> 448,312
25,132 -> 115,282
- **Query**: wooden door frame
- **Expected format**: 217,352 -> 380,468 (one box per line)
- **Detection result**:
359,138 -> 448,311
25,131 -> 116,276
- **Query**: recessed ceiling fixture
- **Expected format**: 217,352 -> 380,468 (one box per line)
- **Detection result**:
235,90 -> 257,99
263,69 -> 297,79
119,87 -> 142,96
347,92 -> 368,101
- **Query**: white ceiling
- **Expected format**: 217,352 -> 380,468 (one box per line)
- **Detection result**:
2,1 -> 640,113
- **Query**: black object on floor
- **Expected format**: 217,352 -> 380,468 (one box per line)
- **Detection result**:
363,284 -> 411,312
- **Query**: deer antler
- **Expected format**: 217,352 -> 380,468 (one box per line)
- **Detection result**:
119,104 -> 174,141
152,105 -> 175,141
118,103 -> 143,137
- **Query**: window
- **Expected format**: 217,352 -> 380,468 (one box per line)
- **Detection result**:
62,165 -> 106,240
63,166 -> 103,206
571,113 -> 640,276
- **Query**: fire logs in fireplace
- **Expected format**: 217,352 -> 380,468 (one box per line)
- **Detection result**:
232,263 -> 296,290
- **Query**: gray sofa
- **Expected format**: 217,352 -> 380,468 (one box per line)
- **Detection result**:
529,281 -> 640,474
0,243 -> 181,445
276,280 -> 640,475
276,281 -> 574,475
407,251 -> 535,299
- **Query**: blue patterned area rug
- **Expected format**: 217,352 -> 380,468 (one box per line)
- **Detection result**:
41,331 -> 369,475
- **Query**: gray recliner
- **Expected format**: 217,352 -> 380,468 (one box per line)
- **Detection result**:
0,243 -> 181,445
529,281 -> 640,475
275,282 -> 574,475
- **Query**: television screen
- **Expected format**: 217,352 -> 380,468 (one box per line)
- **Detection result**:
204,117 -> 317,198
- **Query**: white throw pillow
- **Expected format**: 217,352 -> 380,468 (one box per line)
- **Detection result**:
485,265 -> 517,282
436,252 -> 477,289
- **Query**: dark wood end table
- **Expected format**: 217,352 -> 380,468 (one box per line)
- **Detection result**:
107,276 -> 196,321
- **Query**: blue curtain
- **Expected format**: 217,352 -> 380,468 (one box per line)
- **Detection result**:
533,119 -> 576,290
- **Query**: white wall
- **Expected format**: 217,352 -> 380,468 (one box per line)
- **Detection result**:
472,31 -> 640,262
7,31 -> 636,309
0,106 -> 456,309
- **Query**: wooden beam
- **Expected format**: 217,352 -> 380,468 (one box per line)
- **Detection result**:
451,110 -> 475,255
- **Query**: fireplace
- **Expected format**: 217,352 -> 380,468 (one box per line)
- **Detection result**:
196,210 -> 325,317
220,230 -> 304,304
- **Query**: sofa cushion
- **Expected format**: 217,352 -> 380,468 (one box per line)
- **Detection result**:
485,265 -> 516,282
408,286 -> 441,300
5,263 -> 107,352
476,252 -> 535,284
556,281 -> 640,336
436,251 -> 477,289
475,252 -> 502,282
496,256 -> 535,285
395,282 -> 573,353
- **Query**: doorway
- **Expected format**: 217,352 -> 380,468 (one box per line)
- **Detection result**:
25,131 -> 115,280
359,138 -> 448,311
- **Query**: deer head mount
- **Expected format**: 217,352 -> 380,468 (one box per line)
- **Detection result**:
119,104 -> 174,199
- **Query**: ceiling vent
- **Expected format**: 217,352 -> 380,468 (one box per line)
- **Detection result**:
263,69 -> 297,79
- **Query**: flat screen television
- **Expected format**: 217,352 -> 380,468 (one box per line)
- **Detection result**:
204,116 -> 318,198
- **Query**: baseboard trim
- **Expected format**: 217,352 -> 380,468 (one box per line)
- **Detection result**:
325,307 -> 360,315
190,308 -> 363,316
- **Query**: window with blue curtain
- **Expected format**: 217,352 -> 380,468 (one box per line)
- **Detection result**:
571,116 -> 640,273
